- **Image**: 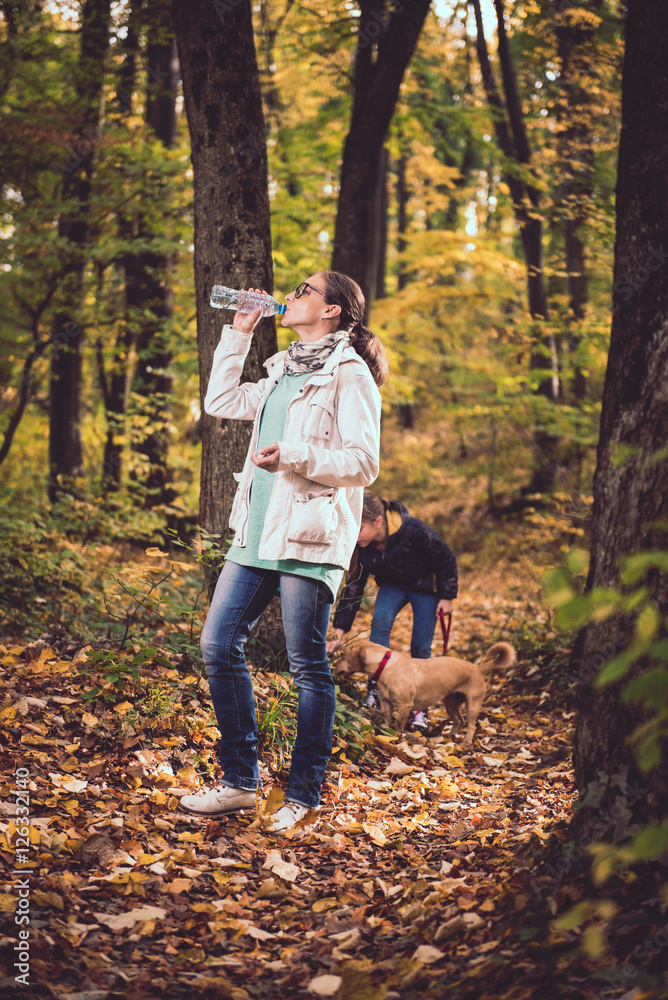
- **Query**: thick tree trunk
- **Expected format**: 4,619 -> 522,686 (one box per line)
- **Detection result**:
571,0 -> 668,842
331,0 -> 431,311
173,0 -> 277,542
48,0 -> 112,502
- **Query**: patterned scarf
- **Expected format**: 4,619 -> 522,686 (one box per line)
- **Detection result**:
283,330 -> 350,376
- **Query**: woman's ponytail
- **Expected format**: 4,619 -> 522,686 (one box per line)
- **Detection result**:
349,324 -> 389,388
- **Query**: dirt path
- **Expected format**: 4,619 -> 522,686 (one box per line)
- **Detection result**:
0,561 -> 585,999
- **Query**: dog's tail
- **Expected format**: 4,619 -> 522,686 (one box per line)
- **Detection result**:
478,642 -> 516,674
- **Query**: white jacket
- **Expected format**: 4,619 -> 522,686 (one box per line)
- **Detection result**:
203,325 -> 382,569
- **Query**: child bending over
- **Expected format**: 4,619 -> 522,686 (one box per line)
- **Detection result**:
326,491 -> 458,735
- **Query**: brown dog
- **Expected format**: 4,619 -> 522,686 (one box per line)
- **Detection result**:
333,638 -> 516,743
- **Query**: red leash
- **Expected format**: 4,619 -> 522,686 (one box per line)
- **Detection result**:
371,649 -> 392,683
439,609 -> 452,654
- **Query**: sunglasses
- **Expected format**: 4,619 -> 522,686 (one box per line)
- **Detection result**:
293,281 -> 327,299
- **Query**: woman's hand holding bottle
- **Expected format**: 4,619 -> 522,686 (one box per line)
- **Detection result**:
232,288 -> 266,334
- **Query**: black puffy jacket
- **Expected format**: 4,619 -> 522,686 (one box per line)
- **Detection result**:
333,500 -> 458,633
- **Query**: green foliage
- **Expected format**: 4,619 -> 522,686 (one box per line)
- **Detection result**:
546,546 -> 668,877
257,674 -> 298,772
1,0 -> 623,530
0,505 -> 91,637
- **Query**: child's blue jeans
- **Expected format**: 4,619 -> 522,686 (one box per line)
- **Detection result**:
369,583 -> 439,658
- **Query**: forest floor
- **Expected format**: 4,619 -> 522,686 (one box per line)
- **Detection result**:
0,553 -> 666,1000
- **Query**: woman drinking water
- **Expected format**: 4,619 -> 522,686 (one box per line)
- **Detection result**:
179,272 -> 388,831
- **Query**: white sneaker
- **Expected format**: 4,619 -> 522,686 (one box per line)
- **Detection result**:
407,710 -> 429,736
365,688 -> 381,709
179,785 -> 257,816
269,802 -> 311,832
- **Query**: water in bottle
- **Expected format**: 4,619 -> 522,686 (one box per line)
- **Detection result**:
210,285 -> 286,316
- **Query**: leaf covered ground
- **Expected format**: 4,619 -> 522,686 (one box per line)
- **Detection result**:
1,558 -> 666,1000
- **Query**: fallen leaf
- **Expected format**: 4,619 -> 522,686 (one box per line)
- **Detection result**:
384,757 -> 414,776
50,773 -> 88,793
263,850 -> 300,882
94,905 -> 166,930
308,975 -> 342,996
247,924 -> 276,941
443,755 -> 465,768
413,944 -> 445,964
329,927 -> 361,951
362,822 -> 388,846
168,878 -> 193,894
114,701 -> 134,716
434,912 -> 484,942
312,897 -> 338,913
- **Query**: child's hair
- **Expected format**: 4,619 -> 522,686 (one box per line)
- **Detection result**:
361,490 -> 390,525
318,270 -> 389,387
347,491 -> 391,581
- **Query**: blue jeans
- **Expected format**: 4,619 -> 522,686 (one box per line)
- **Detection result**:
370,583 -> 439,658
199,560 -> 335,809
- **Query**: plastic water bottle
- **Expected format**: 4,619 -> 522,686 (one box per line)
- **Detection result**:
210,285 -> 286,316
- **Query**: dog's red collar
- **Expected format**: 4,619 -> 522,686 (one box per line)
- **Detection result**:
371,650 -> 392,683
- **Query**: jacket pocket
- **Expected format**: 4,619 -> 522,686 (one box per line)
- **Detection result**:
287,489 -> 337,544
303,398 -> 336,440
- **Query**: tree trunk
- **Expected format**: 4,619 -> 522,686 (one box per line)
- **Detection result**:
103,0 -> 143,489
472,0 -> 559,494
0,1 -> 19,102
113,0 -> 142,117
331,0 -> 431,311
127,0 -> 179,504
173,0 -> 277,543
372,146 -> 389,301
396,147 -> 409,291
554,0 -> 601,402
570,0 -> 668,842
48,0 -> 112,502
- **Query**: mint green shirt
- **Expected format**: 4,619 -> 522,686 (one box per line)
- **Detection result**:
226,373 -> 344,602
